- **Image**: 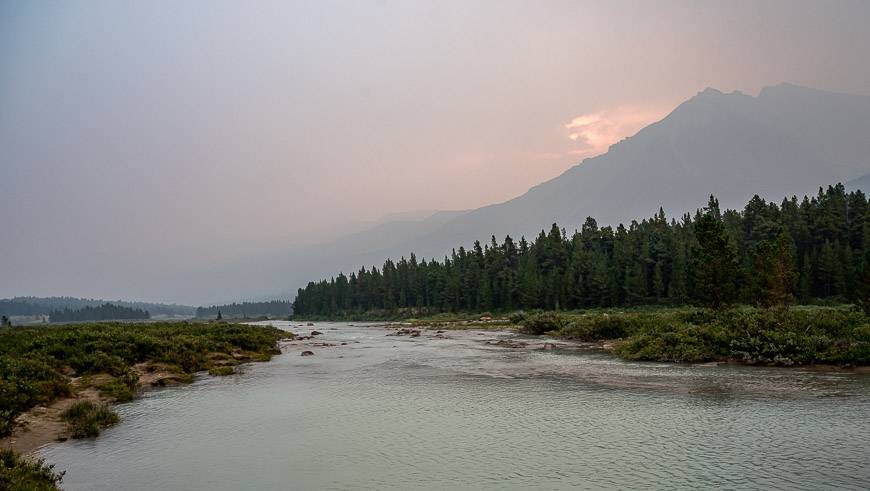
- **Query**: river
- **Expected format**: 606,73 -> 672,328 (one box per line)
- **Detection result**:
40,322 -> 870,490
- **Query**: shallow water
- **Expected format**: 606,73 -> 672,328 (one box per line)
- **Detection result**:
41,322 -> 870,490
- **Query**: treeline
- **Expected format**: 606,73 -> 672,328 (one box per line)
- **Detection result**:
195,300 -> 292,318
293,184 -> 870,316
49,303 -> 150,322
0,296 -> 195,317
0,299 -> 47,316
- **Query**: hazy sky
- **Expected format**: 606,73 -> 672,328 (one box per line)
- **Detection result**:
2,1 -> 869,304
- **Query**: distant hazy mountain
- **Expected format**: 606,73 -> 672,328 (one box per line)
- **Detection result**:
331,84 -> 870,264
846,173 -> 870,193
178,210 -> 471,303
432,84 -> 867,240
215,84 -> 870,301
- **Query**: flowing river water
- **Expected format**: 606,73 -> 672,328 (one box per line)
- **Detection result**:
40,322 -> 870,490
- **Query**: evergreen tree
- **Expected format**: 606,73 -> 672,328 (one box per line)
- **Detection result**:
691,206 -> 737,310
799,252 -> 813,301
48,303 -> 150,322
195,300 -> 292,318
290,183 -> 867,316
858,249 -> 870,315
754,231 -> 798,308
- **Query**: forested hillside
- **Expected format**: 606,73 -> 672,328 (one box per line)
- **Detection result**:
49,303 -> 150,322
195,300 -> 292,318
293,184 -> 869,316
0,297 -> 194,317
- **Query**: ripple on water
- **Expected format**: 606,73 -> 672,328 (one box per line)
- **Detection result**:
40,322 -> 870,491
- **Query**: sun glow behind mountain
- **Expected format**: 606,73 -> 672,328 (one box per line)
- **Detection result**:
3,1 -> 870,304
564,106 -> 668,159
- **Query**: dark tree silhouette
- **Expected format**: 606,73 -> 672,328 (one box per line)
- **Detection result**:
293,184 -> 868,316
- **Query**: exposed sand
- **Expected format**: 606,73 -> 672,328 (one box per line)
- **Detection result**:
4,326 -> 864,456
0,386 -> 102,455
0,364 -> 193,455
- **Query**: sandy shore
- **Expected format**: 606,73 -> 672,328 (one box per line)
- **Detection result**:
0,388 -> 102,455
0,364 -> 190,455
6,324 -> 866,456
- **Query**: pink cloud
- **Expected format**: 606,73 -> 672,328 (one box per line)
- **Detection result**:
563,106 -> 667,159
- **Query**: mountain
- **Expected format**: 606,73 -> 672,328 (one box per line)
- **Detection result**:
193,84 -> 870,301
323,84 -> 870,267
846,173 -> 870,193
169,210 -> 471,303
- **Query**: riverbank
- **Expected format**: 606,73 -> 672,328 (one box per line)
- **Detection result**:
39,321 -> 870,490
302,305 -> 870,367
530,306 -> 869,366
0,321 -> 288,488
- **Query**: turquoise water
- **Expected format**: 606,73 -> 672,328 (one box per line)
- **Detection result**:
41,322 -> 870,490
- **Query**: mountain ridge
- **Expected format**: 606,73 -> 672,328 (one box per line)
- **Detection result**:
190,83 -> 870,301
375,83 -> 869,257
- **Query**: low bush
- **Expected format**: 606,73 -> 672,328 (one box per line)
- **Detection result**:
61,401 -> 120,438
0,322 -> 284,436
0,357 -> 70,436
0,448 -> 64,491
519,312 -> 569,335
507,311 -> 528,324
208,366 -> 235,376
539,306 -> 868,365
615,323 -> 725,362
98,370 -> 139,402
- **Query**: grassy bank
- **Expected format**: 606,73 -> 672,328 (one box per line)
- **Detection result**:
299,305 -> 869,366
512,306 -> 869,366
0,449 -> 63,491
0,321 -> 287,489
60,401 -> 120,438
0,321 -> 286,437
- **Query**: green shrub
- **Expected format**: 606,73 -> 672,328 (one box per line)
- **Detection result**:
0,357 -> 70,436
0,448 -> 63,491
519,312 -> 568,335
0,322 -> 284,434
507,311 -> 528,324
98,370 -> 139,402
61,401 -> 120,438
546,306 -> 868,366
208,366 -> 235,376
616,324 -> 721,362
0,410 -> 15,437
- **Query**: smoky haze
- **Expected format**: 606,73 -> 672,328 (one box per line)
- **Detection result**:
2,1 -> 869,305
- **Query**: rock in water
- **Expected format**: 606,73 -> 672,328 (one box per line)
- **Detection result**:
301,351 -> 315,356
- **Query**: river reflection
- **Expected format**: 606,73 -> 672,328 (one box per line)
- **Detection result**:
41,322 -> 870,490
